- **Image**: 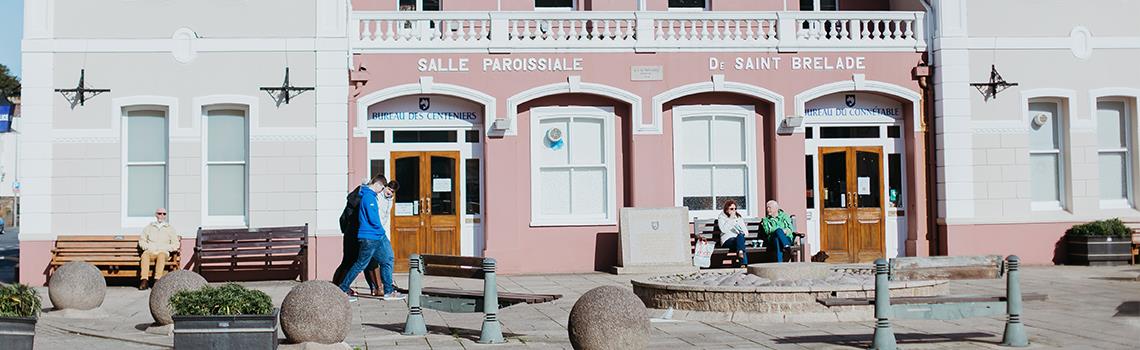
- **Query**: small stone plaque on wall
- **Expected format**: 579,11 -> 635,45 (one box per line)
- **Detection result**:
631,66 -> 664,81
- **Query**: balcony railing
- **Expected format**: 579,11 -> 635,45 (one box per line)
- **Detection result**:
353,11 -> 926,52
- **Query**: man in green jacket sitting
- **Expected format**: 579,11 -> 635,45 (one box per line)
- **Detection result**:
761,200 -> 803,262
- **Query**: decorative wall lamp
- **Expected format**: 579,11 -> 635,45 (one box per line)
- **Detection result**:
260,67 -> 313,107
970,65 -> 1018,102
782,115 -> 804,128
55,69 -> 111,108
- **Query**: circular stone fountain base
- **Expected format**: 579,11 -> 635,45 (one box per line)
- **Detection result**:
632,263 -> 947,318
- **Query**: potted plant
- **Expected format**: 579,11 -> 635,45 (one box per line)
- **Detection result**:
170,283 -> 278,350
0,284 -> 41,350
1065,218 -> 1133,266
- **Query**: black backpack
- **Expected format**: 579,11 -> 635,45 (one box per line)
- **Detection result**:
338,186 -> 362,235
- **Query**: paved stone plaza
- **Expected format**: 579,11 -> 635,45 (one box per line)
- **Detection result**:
28,264 -> 1140,349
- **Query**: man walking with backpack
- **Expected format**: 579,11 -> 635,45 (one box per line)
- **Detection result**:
332,182 -> 381,297
338,174 -> 405,301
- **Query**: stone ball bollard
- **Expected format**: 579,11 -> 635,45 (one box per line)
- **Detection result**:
148,270 -> 208,325
48,261 -> 107,311
280,281 -> 352,345
568,285 -> 650,350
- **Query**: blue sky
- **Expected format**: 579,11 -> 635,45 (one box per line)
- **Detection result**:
0,0 -> 22,79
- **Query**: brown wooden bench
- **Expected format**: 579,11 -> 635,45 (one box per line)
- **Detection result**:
194,224 -> 309,282
692,216 -> 805,266
49,235 -> 180,279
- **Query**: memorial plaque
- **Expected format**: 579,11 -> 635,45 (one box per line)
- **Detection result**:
612,207 -> 698,275
630,66 -> 664,81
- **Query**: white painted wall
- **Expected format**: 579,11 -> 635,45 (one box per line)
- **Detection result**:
21,0 -> 351,240
933,0 -> 1140,225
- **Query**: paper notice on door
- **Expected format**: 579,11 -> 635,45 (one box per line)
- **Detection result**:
395,202 -> 415,216
857,177 -> 871,195
432,178 -> 452,192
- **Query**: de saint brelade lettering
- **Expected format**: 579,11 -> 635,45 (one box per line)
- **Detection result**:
709,56 -> 867,71
418,57 -> 584,72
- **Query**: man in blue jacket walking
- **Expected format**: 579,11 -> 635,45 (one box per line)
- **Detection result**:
338,174 -> 404,301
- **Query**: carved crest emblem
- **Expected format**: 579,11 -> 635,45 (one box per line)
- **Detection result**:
419,97 -> 430,111
845,94 -> 856,107
651,221 -> 660,230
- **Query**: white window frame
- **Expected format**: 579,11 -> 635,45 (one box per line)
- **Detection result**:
398,0 -> 440,11
1025,96 -> 1070,212
120,102 -> 173,228
529,106 -> 617,226
1094,97 -> 1135,209
534,0 -> 576,11
672,105 -> 758,219
803,0 -> 840,11
667,0 -> 708,12
200,102 -> 252,228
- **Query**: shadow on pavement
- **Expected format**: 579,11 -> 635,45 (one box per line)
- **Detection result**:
363,322 -> 524,342
775,332 -> 998,347
1114,301 -> 1139,317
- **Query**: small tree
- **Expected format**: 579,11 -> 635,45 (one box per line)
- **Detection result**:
0,64 -> 20,97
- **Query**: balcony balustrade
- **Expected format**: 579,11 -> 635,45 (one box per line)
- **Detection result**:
352,11 -> 926,53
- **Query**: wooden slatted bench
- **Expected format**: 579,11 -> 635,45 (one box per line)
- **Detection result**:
819,255 -> 1047,348
49,235 -> 180,280
194,224 -> 309,282
402,254 -> 562,344
692,216 -> 805,266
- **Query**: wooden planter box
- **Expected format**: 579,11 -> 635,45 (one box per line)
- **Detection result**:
0,316 -> 36,350
173,309 -> 279,350
1066,236 -> 1133,266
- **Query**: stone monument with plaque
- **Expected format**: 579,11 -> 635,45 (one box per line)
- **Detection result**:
611,207 -> 698,275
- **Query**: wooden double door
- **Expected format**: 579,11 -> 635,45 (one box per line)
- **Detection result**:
818,146 -> 886,263
389,151 -> 461,272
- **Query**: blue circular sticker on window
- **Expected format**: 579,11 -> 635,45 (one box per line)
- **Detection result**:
546,127 -> 564,150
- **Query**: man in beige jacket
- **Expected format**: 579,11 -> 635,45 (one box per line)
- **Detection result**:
139,208 -> 180,289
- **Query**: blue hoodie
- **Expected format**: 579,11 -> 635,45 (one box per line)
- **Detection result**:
357,184 -> 386,240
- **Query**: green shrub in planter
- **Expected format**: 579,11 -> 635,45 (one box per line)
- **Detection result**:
170,283 -> 273,316
1065,218 -> 1130,238
0,284 -> 42,318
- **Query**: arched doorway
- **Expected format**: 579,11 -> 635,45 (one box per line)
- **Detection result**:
365,94 -> 485,271
803,91 -> 911,263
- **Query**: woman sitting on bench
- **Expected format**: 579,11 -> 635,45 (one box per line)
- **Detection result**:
717,200 -> 749,267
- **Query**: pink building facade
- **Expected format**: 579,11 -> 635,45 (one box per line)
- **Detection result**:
347,0 -> 934,274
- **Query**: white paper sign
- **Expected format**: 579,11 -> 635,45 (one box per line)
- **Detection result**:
432,178 -> 452,192
857,177 -> 871,195
395,202 -> 415,216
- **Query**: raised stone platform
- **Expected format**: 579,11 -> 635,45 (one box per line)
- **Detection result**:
632,263 -> 948,319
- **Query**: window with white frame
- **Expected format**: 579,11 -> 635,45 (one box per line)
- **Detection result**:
800,0 -> 838,11
125,109 -> 168,218
674,105 -> 756,217
205,108 -> 248,222
530,107 -> 616,225
399,0 -> 439,11
1097,99 -> 1133,207
535,0 -> 574,10
1028,100 -> 1066,209
669,0 -> 707,10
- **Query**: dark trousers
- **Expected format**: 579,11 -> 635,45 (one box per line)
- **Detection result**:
332,235 -> 379,291
769,228 -> 793,262
722,234 -> 748,266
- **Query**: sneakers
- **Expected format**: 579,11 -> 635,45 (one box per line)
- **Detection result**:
382,291 -> 406,301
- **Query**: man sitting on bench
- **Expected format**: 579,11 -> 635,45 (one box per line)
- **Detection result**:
762,200 -> 803,263
139,207 -> 180,290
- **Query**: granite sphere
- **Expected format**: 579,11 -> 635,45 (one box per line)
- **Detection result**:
568,285 -> 650,350
281,281 -> 352,344
48,261 -> 106,311
149,270 -> 208,325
